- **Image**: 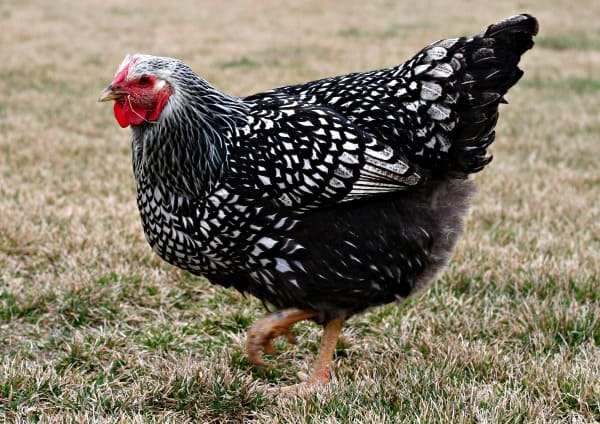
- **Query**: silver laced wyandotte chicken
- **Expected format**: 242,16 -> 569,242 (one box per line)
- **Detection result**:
99,14 -> 538,392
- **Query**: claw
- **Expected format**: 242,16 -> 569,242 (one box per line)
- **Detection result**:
273,381 -> 321,395
297,371 -> 310,382
263,340 -> 276,356
246,308 -> 316,369
283,329 -> 297,345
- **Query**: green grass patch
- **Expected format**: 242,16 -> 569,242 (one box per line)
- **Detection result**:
523,75 -> 600,94
216,57 -> 262,69
538,33 -> 600,51
337,22 -> 429,39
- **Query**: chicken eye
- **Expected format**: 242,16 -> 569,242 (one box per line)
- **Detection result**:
138,76 -> 151,86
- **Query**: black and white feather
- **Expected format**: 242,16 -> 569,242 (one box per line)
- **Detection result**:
125,15 -> 537,322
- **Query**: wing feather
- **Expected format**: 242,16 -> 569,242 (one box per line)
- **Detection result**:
227,98 -> 427,211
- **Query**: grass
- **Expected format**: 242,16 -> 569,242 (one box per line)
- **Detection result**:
537,33 -> 600,51
1,0 -> 599,422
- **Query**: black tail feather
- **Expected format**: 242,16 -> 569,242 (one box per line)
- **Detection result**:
448,14 -> 538,176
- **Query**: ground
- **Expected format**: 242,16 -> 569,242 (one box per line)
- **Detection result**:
0,0 -> 598,422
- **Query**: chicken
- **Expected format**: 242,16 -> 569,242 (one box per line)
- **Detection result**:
98,14 -> 538,391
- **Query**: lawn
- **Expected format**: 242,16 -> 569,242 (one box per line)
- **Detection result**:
0,0 -> 598,422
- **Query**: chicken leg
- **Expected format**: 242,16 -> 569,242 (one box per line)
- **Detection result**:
246,308 -> 316,369
246,308 -> 345,391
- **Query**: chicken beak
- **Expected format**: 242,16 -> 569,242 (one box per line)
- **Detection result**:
98,85 -> 123,102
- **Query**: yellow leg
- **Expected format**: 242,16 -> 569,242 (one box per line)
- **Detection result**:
246,308 -> 316,369
279,316 -> 345,393
308,316 -> 345,384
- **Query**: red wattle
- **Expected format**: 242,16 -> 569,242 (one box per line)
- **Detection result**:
113,101 -> 129,128
113,99 -> 147,128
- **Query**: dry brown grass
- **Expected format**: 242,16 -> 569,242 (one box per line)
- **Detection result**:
0,0 -> 598,422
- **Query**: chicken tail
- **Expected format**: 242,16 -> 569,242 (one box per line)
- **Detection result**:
449,14 -> 538,175
400,14 -> 539,176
